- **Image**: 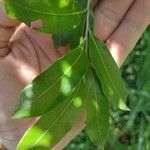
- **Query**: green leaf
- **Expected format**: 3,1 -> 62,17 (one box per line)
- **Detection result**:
12,46 -> 88,118
69,18 -> 85,49
4,0 -> 87,34
52,31 -> 70,49
17,82 -> 86,150
89,31 -> 129,110
52,18 -> 85,49
84,67 -> 110,148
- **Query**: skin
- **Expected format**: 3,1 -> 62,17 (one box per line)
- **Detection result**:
0,0 -> 150,149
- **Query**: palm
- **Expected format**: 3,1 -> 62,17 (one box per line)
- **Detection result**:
0,7 -> 67,148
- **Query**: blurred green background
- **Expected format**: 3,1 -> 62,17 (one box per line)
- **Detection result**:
65,26 -> 150,150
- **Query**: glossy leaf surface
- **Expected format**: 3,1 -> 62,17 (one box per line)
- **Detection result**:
85,67 -> 110,148
4,0 -> 87,34
12,47 -> 88,118
17,82 -> 86,150
89,31 -> 129,110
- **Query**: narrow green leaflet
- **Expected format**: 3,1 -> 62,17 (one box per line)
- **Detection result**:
85,67 -> 110,148
89,31 -> 129,110
4,0 -> 87,34
12,46 -> 88,118
17,82 -> 86,150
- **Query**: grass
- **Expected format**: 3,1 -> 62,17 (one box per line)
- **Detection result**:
65,26 -> 150,150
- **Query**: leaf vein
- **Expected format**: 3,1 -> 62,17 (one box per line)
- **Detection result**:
7,1 -> 87,16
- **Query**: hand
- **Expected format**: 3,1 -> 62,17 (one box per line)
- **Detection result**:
0,1 -> 68,149
93,0 -> 150,66
0,0 -> 150,149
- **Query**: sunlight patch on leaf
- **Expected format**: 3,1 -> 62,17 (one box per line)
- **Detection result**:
32,126 -> 52,147
61,61 -> 72,77
73,25 -> 77,29
73,97 -> 83,108
58,0 -> 69,8
107,86 -> 114,96
92,100 -> 99,111
119,99 -> 130,111
61,77 -> 71,96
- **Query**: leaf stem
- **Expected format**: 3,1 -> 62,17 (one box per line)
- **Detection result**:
84,0 -> 91,52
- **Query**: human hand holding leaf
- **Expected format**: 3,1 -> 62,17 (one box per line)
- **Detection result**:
0,1 -> 70,148
1,0 -> 130,149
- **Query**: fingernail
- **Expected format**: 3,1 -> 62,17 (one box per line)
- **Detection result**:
31,19 -> 43,29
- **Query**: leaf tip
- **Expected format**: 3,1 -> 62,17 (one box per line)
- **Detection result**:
11,111 -> 22,119
119,102 -> 130,111
11,108 -> 28,119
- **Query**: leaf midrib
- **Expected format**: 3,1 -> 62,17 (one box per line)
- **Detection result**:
7,1 -> 87,16
89,30 -> 124,102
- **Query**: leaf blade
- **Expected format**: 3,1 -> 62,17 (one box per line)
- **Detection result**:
89,31 -> 129,110
4,0 -> 87,34
12,47 -> 88,118
17,82 -> 86,150
85,67 -> 110,148
52,17 -> 85,49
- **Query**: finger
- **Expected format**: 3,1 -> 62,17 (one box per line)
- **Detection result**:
30,20 -> 69,63
10,23 -> 68,73
0,0 -> 18,26
0,1 -> 19,58
94,0 -> 135,41
25,25 -> 60,64
106,0 -> 150,66
25,27 -> 69,71
57,46 -> 69,57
